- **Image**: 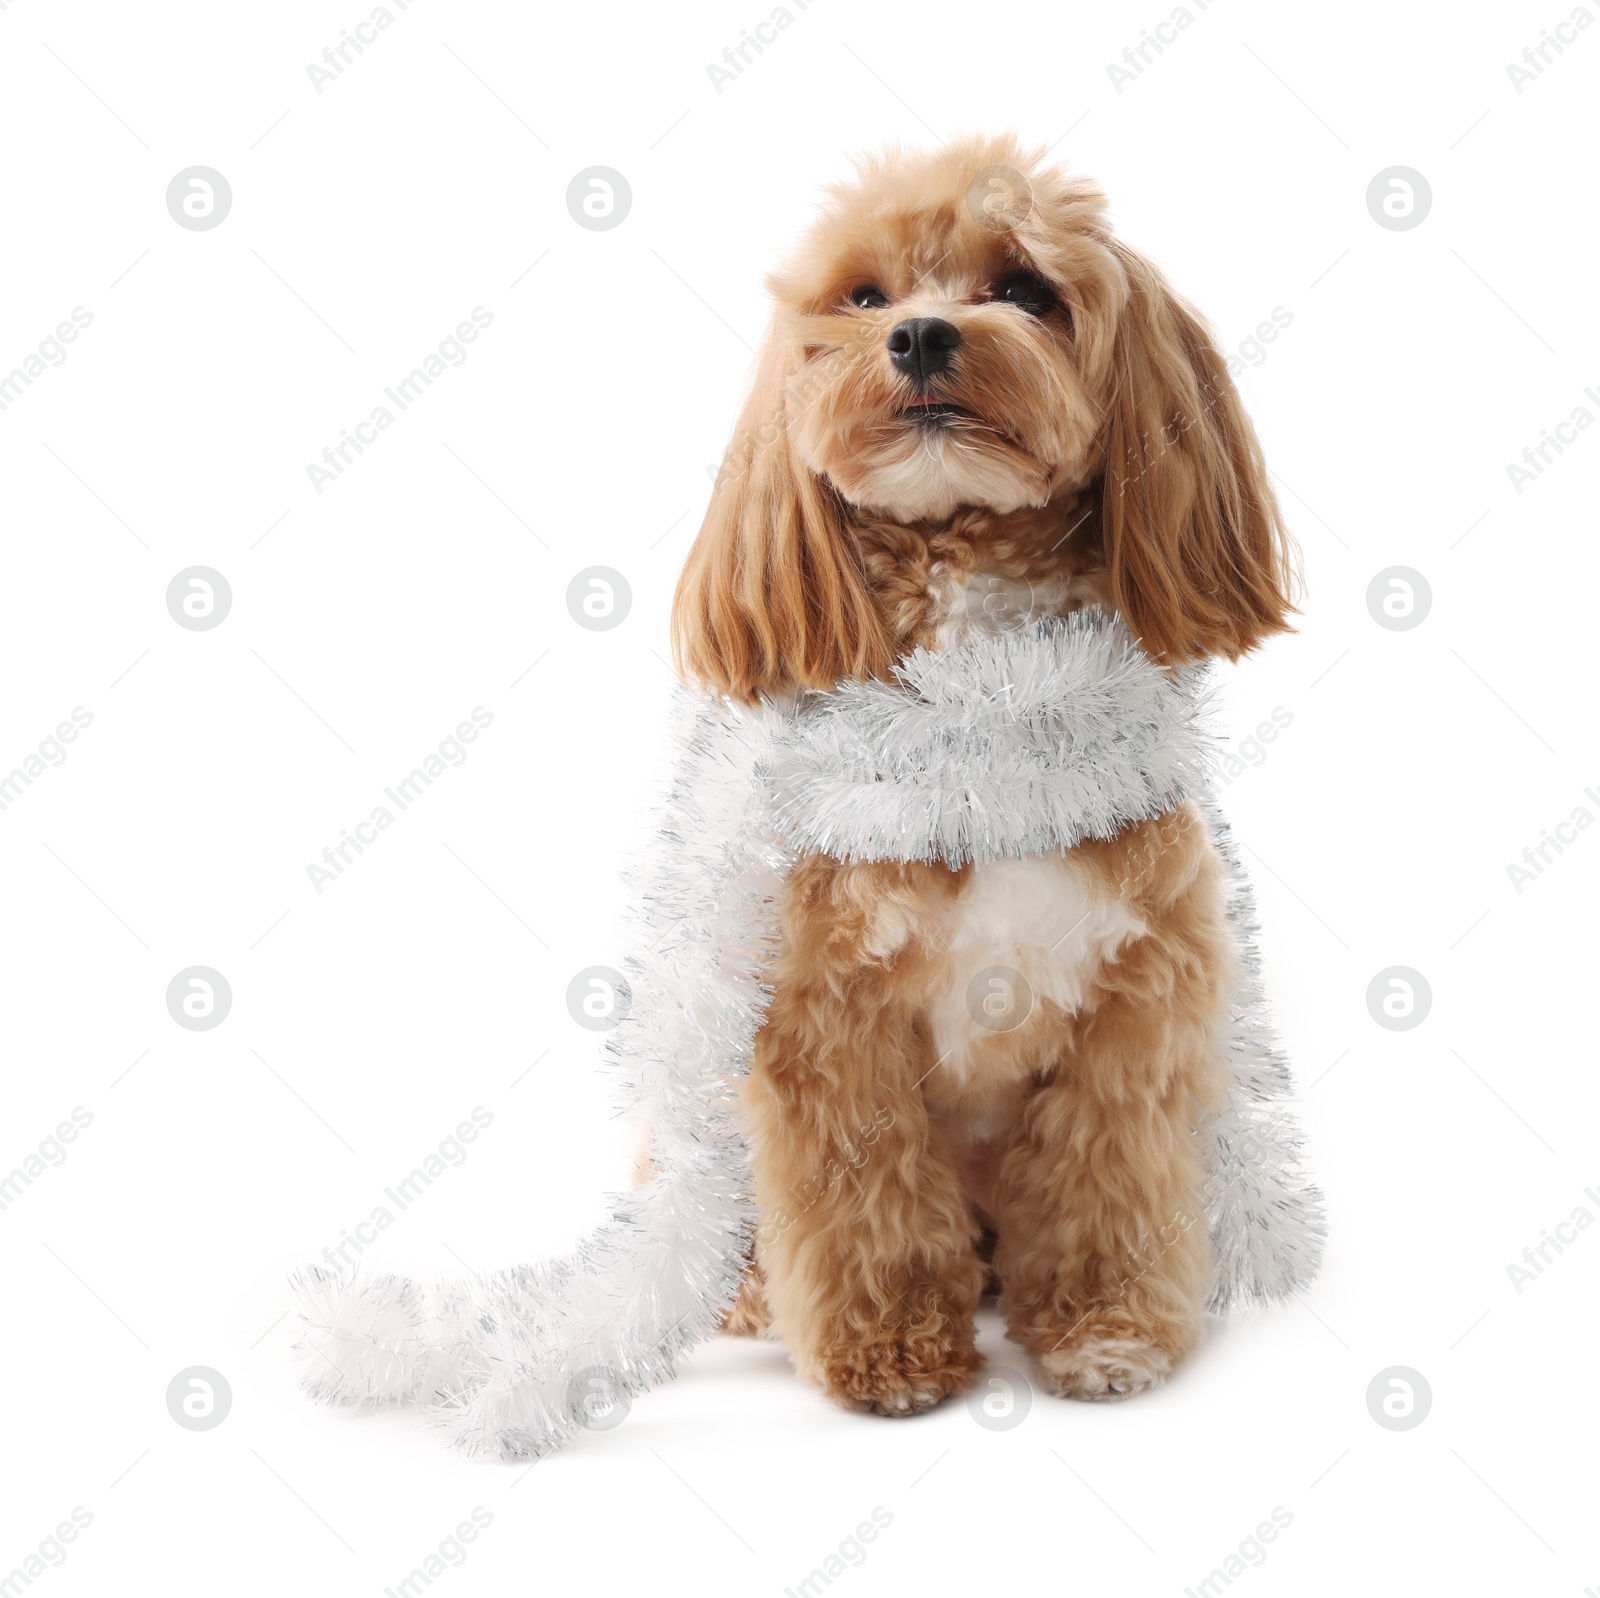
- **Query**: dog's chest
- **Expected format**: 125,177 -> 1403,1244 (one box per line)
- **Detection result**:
922,854 -> 1145,1092
914,568 -> 1146,1095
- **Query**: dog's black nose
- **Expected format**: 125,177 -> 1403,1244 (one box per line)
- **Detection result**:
887,317 -> 960,384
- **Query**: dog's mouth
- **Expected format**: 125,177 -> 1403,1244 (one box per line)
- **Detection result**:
898,398 -> 975,427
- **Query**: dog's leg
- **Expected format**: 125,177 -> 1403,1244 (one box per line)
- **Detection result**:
743,857 -> 985,1415
720,1256 -> 773,1338
990,822 -> 1229,1400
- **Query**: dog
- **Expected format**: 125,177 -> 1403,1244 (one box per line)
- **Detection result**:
670,135 -> 1296,1415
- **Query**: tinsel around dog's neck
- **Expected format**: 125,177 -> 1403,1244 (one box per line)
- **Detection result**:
766,610 -> 1213,868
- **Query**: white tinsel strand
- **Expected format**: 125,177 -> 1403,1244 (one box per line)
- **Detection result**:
767,612 -> 1214,867
290,1267 -> 429,1408
1195,791 -> 1327,1310
290,611 -> 1324,1457
291,692 -> 790,1458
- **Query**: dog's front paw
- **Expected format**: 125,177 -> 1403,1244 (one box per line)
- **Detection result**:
1032,1310 -> 1189,1401
814,1317 -> 982,1416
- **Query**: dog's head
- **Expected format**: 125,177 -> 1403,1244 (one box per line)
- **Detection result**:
674,135 -> 1295,700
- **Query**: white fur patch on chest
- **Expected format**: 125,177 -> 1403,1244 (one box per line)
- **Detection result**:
925,852 -> 1146,1086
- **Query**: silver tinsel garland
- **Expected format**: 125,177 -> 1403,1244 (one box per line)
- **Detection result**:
290,611 -> 1324,1458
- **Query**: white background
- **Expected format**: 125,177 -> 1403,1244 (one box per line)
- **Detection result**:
2,0 -> 1597,1593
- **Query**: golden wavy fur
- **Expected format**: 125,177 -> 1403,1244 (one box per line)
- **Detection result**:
671,135 -> 1296,1413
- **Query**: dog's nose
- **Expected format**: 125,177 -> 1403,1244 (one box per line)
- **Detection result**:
887,317 -> 960,384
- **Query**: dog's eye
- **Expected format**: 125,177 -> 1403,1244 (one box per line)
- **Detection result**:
849,285 -> 889,309
995,271 -> 1056,316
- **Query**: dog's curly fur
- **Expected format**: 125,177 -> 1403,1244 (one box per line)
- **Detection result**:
671,135 -> 1296,1414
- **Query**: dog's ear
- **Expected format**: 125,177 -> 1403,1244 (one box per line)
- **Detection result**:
672,332 -> 891,701
1096,244 -> 1296,663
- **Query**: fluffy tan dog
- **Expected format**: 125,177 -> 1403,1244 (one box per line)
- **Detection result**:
671,135 -> 1296,1414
